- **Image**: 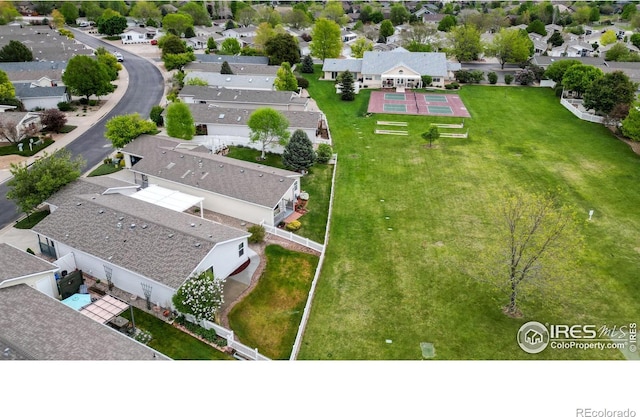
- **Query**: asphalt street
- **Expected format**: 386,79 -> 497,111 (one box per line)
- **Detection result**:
0,30 -> 165,229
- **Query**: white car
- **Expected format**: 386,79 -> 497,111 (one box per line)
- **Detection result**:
114,52 -> 123,62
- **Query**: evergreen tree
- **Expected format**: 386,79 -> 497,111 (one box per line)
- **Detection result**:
301,54 -> 314,73
340,70 -> 355,101
282,129 -> 316,172
220,60 -> 233,74
0,40 -> 33,62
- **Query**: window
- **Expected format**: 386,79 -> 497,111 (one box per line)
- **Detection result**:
238,242 -> 244,257
331,71 -> 338,79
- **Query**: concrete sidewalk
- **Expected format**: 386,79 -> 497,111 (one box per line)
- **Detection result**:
0,63 -> 130,185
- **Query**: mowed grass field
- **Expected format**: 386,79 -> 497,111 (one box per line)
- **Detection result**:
297,73 -> 640,359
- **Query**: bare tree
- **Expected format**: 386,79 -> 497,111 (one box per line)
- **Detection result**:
0,119 -> 38,144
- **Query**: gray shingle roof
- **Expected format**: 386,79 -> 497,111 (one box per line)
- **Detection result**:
0,243 -> 57,284
184,62 -> 279,75
187,104 -> 321,129
194,54 -> 269,65
0,61 -> 66,72
179,86 -> 303,105
361,51 -> 448,77
13,82 -> 67,98
122,135 -> 299,208
45,175 -> 134,209
0,284 -> 167,360
322,58 -> 363,73
34,185 -> 248,289
184,72 -> 275,90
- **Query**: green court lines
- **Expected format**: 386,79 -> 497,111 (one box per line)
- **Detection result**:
427,105 -> 453,114
384,93 -> 406,100
424,95 -> 448,102
383,103 -> 408,112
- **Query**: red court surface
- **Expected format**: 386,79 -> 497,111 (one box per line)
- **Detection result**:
367,91 -> 471,118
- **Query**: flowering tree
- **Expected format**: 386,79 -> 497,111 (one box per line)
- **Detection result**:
172,270 -> 225,323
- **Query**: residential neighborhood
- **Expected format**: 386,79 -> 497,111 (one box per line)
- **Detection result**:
0,1 -> 638,414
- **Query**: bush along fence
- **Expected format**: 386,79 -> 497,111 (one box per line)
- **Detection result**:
182,313 -> 270,360
289,154 -> 338,360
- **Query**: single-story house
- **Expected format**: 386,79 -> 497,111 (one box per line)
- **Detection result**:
13,82 -> 69,110
222,25 -> 258,39
33,176 -> 251,309
186,36 -> 210,50
184,72 -> 276,91
194,54 -> 270,65
178,86 -> 309,111
323,50 -> 452,88
186,104 -> 330,152
0,284 -> 168,359
0,111 -> 42,144
0,243 -> 59,299
0,61 -> 66,85
549,40 -> 594,57
120,135 -> 302,227
183,62 -> 279,76
120,27 -> 156,44
342,30 -> 358,43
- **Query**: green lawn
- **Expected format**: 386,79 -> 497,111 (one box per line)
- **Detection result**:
226,146 -> 333,243
14,210 -> 49,229
0,138 -> 53,156
87,163 -> 123,177
297,68 -> 640,359
120,307 -> 232,360
228,245 -> 319,359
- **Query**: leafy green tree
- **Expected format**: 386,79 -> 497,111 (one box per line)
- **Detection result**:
274,62 -> 298,92
438,14 -> 457,32
301,55 -> 314,74
350,37 -> 373,59
51,9 -> 65,29
621,3 -> 637,20
165,102 -> 195,140
0,69 -> 15,99
256,5 -> 281,27
547,31 -> 564,47
265,33 -> 300,65
572,5 -> 592,24
225,19 -> 236,30
184,26 -> 196,39
220,61 -> 233,74
478,192 -> 582,318
104,1 -> 128,16
390,4 -> 410,25
60,2 -> 79,25
7,149 -> 85,219
162,12 -> 194,36
310,18 -> 343,61
488,28 -> 532,69
159,34 -> 187,56
405,41 -> 432,52
40,108 -> 67,133
0,40 -> 33,62
220,38 -> 241,55
631,33 -> 640,49
186,77 -> 208,86
583,71 -> 638,114
97,15 -> 127,35
81,2 -> 103,23
105,113 -> 156,148
515,68 -> 536,85
95,47 -> 121,81
320,1 -> 347,26
448,25 -> 483,62
339,70 -> 355,101
562,64 -> 603,98
282,129 -> 316,172
543,59 -> 581,83
248,107 -> 290,160
315,143 -> 333,164
621,103 -> 640,141
172,270 -> 225,323
283,8 -> 311,29
207,37 -> 217,52
589,6 -> 600,22
421,126 -> 439,148
62,55 -> 114,100
130,1 -> 161,22
150,105 -> 164,127
379,20 -> 395,43
526,19 -> 547,36
179,2 -> 211,26
600,30 -> 617,46
163,52 -> 195,71
604,42 -> 637,62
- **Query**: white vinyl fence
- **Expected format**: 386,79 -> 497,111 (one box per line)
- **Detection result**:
561,98 -> 605,124
260,223 -> 325,253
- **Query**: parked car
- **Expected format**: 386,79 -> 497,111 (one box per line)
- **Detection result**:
114,52 -> 124,62
150,39 -> 158,45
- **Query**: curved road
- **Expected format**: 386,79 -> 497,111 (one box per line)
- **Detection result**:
0,30 -> 165,229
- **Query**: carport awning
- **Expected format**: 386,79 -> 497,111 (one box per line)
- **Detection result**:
79,295 -> 128,324
130,184 -> 204,214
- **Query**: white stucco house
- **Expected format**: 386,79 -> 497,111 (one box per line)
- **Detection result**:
13,82 -> 69,110
178,86 -> 309,111
0,243 -> 60,299
120,27 -> 156,44
322,50 -> 455,89
120,135 -> 303,227
184,72 -> 276,91
222,25 -> 258,39
33,176 -> 250,309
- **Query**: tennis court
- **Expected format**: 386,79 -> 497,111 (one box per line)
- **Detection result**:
383,103 -> 408,112
384,93 -> 407,101
368,91 -> 471,117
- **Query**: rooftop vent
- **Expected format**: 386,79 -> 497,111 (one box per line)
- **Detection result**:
98,209 -> 104,214
190,223 -> 196,227
219,164 -> 223,168
237,116 -> 241,122
141,224 -> 148,229
240,169 -> 244,173
162,151 -> 166,154
218,114 -> 225,119
168,233 -> 174,238
195,242 -> 201,247
181,169 -> 191,178
130,223 -> 136,229
180,155 -> 184,158
248,78 -> 252,83
118,216 -> 124,221
279,179 -> 284,182
200,172 -> 209,180
76,202 -> 82,206
226,77 -> 231,82
166,162 -> 175,169
259,173 -> 263,177
116,222 -> 122,228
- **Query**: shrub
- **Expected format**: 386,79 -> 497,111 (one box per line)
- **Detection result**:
79,98 -> 89,105
296,76 -> 309,89
488,72 -> 498,84
504,74 -> 514,85
248,225 -> 266,243
150,105 -> 164,126
26,248 -> 35,255
316,143 -> 333,164
88,99 -> 98,106
445,82 -> 460,90
285,220 -> 301,231
421,75 -> 432,87
57,101 -> 74,111
103,157 -> 112,165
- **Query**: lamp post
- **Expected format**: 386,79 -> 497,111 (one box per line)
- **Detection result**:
141,282 -> 152,310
